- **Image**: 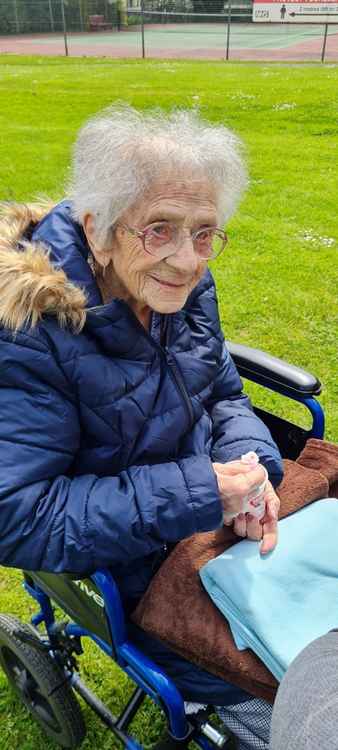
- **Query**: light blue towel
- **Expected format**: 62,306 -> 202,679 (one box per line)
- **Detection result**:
200,498 -> 338,681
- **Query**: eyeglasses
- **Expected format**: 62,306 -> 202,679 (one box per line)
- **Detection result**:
117,221 -> 228,261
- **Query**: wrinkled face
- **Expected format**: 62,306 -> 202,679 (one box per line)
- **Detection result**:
109,178 -> 218,315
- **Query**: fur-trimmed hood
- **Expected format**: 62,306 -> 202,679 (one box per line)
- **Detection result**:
0,202 -> 87,332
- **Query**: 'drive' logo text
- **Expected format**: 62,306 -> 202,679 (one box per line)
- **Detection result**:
73,580 -> 105,608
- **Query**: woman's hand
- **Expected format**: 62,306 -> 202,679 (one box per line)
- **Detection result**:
212,459 -> 268,519
213,462 -> 280,554
232,480 -> 280,554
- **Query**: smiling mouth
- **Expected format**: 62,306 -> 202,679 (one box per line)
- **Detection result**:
149,275 -> 187,289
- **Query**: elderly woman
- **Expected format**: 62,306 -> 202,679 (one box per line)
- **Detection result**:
0,106 -> 282,750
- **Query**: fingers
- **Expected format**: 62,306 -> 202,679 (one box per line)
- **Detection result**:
214,464 -> 280,554
233,513 -> 263,541
264,483 -> 280,521
214,462 -> 267,486
215,468 -> 268,519
233,513 -> 247,537
231,483 -> 280,552
260,517 -> 278,555
260,486 -> 280,555
217,467 -> 267,501
213,460 -> 259,476
246,514 -> 263,541
233,509 -> 277,553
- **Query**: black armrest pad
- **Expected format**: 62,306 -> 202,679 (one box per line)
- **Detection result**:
226,341 -> 321,397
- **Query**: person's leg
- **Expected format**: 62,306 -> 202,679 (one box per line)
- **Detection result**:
215,697 -> 272,750
270,630 -> 338,750
185,698 -> 272,750
128,623 -> 273,749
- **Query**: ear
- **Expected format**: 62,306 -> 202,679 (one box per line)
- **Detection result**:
83,213 -> 113,268
83,213 -> 96,248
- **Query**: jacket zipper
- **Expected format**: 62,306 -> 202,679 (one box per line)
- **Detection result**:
161,315 -> 194,432
165,349 -> 194,431
88,302 -> 195,432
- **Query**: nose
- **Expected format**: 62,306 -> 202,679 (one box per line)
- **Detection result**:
165,231 -> 199,275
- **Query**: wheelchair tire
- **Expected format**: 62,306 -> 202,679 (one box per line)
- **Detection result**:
0,614 -> 86,748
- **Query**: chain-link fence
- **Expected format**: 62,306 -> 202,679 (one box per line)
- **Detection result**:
127,0 -> 251,22
0,0 -> 251,35
127,3 -> 337,61
0,0 -> 337,61
0,0 -> 119,34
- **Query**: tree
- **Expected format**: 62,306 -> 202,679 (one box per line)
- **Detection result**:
191,0 -> 225,14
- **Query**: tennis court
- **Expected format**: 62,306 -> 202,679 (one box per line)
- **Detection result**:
1,21 -> 337,60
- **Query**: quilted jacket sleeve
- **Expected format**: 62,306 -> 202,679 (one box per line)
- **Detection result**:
206,340 -> 284,488
0,333 -> 222,574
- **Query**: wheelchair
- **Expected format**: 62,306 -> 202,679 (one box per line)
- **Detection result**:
0,342 -> 325,750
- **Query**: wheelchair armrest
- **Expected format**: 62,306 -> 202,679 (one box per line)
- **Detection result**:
226,341 -> 322,399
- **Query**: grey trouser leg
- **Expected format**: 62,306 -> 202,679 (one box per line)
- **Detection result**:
215,697 -> 273,750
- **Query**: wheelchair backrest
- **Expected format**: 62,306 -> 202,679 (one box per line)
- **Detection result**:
24,570 -> 112,644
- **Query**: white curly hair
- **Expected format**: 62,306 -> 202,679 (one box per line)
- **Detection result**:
69,104 -> 248,249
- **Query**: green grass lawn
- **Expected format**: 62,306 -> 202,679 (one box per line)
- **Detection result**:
0,56 -> 337,748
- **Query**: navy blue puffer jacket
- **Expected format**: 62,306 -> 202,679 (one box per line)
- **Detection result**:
0,201 -> 283,605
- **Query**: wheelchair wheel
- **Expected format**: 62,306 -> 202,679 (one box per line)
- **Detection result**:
0,614 -> 86,748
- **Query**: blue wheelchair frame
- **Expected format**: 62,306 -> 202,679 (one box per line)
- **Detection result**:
6,344 -> 326,749
23,571 -> 197,750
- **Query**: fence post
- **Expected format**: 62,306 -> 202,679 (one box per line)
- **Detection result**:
78,0 -> 84,31
60,0 -> 69,56
48,0 -> 55,31
140,0 -> 145,59
321,23 -> 328,62
225,0 -> 231,60
13,0 -> 20,33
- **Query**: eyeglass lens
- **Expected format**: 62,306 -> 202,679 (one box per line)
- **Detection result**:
143,223 -> 226,259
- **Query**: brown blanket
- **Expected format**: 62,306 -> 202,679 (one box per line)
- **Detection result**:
132,439 -> 338,703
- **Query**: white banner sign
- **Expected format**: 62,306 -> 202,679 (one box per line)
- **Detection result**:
253,0 -> 338,22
